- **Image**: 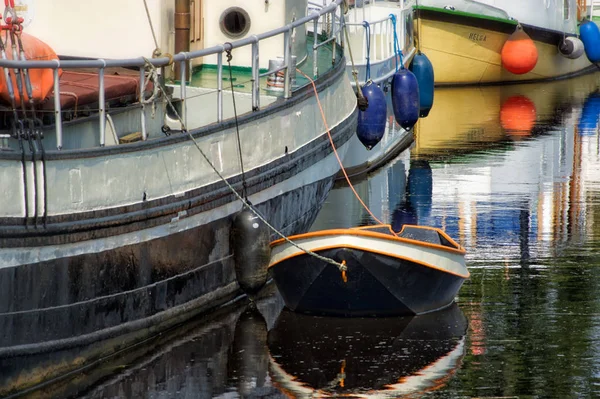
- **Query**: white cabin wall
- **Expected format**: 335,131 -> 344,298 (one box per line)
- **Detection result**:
201,0 -> 308,70
285,0 -> 308,65
420,0 -> 579,34
491,0 -> 578,34
23,0 -> 312,69
25,0 -> 175,59
202,0 -> 286,69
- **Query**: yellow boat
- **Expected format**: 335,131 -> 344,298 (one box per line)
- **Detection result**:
414,0 -> 595,85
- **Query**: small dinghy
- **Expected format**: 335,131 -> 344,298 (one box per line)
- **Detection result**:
269,224 -> 468,317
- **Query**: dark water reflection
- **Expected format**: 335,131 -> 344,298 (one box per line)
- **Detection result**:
29,287 -> 468,399
268,304 -> 467,398
20,72 -> 600,398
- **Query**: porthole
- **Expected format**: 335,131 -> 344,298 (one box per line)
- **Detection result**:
220,7 -> 251,38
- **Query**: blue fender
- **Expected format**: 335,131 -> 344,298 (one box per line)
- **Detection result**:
580,20 -> 600,63
356,82 -> 387,149
391,68 -> 420,130
409,52 -> 435,117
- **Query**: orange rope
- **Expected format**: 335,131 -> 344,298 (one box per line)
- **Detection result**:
297,69 -> 385,225
578,0 -> 587,21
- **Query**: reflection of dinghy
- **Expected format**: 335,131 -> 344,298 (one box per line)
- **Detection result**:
269,224 -> 468,317
268,303 -> 467,398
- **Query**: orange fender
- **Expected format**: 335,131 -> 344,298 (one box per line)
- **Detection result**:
501,26 -> 538,75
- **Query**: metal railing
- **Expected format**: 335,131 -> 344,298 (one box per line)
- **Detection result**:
309,0 -> 409,65
590,0 -> 600,20
0,0 -> 345,150
346,16 -> 397,64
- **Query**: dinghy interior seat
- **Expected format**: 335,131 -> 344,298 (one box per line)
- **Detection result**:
356,225 -> 396,235
354,224 -> 460,249
396,225 -> 458,249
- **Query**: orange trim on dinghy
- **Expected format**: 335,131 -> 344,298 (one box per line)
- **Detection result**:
271,224 -> 466,254
268,242 -> 470,279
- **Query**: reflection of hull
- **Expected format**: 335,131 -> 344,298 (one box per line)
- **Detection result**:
268,303 -> 467,398
12,286 -> 284,399
423,108 -> 589,258
415,6 -> 594,85
408,77 -> 600,254
427,116 -> 582,256
412,85 -> 505,159
412,73 -> 600,159
269,225 -> 468,317
5,306 -> 243,399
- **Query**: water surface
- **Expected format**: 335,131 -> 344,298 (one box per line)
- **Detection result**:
313,72 -> 600,399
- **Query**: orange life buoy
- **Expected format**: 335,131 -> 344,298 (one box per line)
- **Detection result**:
0,32 -> 61,105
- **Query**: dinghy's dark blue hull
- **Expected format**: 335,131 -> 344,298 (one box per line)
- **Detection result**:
269,225 -> 468,317
269,247 -> 466,317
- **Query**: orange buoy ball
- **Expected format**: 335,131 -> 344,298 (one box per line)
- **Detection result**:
501,26 -> 538,75
500,95 -> 536,138
0,32 -> 61,105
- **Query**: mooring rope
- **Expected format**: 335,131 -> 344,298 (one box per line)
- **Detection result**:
363,21 -> 371,82
142,59 -> 347,272
10,51 -> 37,231
415,0 -> 422,52
297,68 -> 385,226
389,14 -> 404,71
142,0 -> 161,58
340,2 -> 368,111
223,43 -> 248,201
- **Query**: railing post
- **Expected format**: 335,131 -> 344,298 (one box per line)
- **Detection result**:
331,8 -> 337,40
388,19 -> 392,58
378,20 -> 383,60
98,63 -> 106,146
331,10 -> 337,66
251,38 -> 260,111
313,17 -> 319,77
362,23 -> 367,60
53,65 -> 62,150
139,68 -> 147,140
180,58 -> 187,128
284,27 -> 292,99
340,13 -> 345,49
217,51 -> 223,122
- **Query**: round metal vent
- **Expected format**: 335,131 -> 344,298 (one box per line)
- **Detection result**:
220,7 -> 251,38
